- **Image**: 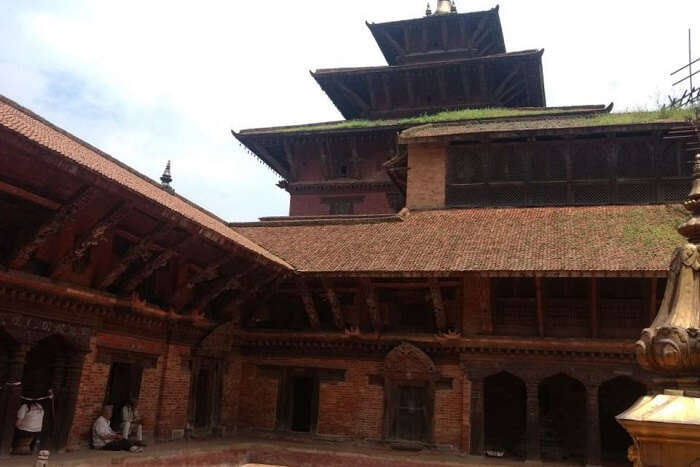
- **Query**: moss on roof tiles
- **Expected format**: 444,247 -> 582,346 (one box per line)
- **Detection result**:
267,107 -> 595,134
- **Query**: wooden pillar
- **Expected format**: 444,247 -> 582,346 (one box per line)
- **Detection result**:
0,343 -> 30,455
480,277 -> 493,335
363,279 -> 383,332
590,278 -> 599,338
525,380 -> 541,462
649,278 -> 659,325
535,277 -> 545,338
322,279 -> 345,330
585,382 -> 602,467
46,353 -> 67,450
469,376 -> 484,455
58,351 -> 87,452
429,278 -> 447,333
297,278 -> 320,330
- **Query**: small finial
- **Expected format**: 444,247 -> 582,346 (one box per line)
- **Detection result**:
425,2 -> 432,16
160,160 -> 174,193
451,0 -> 457,13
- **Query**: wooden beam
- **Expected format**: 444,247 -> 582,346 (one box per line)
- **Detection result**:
122,248 -> 178,294
192,264 -> 259,313
478,63 -> 489,103
230,272 -> 287,310
480,278 -> 493,335
437,69 -> 448,103
459,65 -> 471,101
590,278 -> 599,338
9,187 -> 98,269
404,73 -> 416,106
171,256 -> 229,307
535,277 -> 545,338
297,278 -> 321,330
362,279 -> 383,332
97,223 -> 173,290
282,141 -> 297,181
336,80 -> 370,112
366,75 -> 377,108
322,279 -> 345,330
492,67 -> 521,105
649,278 -> 659,325
382,75 -> 393,109
471,14 -> 493,49
251,142 -> 289,179
0,180 -> 60,210
52,202 -> 132,278
429,278 -> 447,333
379,29 -> 406,56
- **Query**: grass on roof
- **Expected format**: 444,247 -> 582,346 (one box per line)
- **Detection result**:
273,106 -> 695,134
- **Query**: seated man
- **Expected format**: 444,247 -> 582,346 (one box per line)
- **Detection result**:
92,405 -> 142,453
121,398 -> 144,444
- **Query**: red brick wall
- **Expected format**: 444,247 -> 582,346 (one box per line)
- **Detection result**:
154,343 -> 191,440
406,143 -> 447,210
220,351 -> 242,432
235,354 -> 467,450
68,333 -> 192,447
289,192 -> 395,217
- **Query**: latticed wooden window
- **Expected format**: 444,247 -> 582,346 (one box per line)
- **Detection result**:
617,139 -> 653,179
447,145 -> 483,184
572,142 -> 609,180
489,144 -> 524,182
531,142 -> 567,181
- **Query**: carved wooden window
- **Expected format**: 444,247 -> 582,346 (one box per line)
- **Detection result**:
599,278 -> 647,338
321,196 -> 364,215
492,278 -> 537,336
489,144 -> 524,182
380,288 -> 435,333
544,278 -> 589,337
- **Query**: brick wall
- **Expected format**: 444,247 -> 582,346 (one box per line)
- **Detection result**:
220,351 -> 242,432
235,354 -> 468,451
406,143 -> 447,210
67,333 -> 192,447
289,192 -> 395,217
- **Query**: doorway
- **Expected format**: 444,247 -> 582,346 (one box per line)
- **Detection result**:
539,373 -> 586,463
194,368 -> 212,428
391,384 -> 429,442
290,376 -> 315,432
104,362 -> 142,431
599,376 -> 646,464
484,372 -> 526,459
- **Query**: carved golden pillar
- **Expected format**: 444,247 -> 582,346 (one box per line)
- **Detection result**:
618,153 -> 700,466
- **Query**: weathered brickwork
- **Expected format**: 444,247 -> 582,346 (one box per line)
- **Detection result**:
154,343 -> 191,440
406,143 -> 446,210
220,351 -> 242,433
236,355 -> 468,450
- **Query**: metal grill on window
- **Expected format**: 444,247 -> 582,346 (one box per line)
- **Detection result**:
530,183 -> 567,206
489,184 -> 525,207
617,182 -> 656,204
660,179 -> 692,202
572,182 -> 610,205
446,185 -> 486,207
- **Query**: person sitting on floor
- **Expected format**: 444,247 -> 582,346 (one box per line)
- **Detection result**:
121,397 -> 145,444
92,405 -> 142,453
13,400 -> 44,455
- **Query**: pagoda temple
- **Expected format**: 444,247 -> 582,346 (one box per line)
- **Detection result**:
0,2 -> 699,466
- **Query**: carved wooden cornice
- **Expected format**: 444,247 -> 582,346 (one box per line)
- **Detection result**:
297,278 -> 320,330
52,202 -> 132,278
97,223 -> 174,289
122,248 -> 179,293
10,186 -> 98,269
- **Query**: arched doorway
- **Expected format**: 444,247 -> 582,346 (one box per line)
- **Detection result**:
599,376 -> 646,464
383,343 -> 439,445
0,327 -> 18,453
539,373 -> 586,463
484,372 -> 526,459
19,335 -> 77,452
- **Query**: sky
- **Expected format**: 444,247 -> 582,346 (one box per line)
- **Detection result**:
0,0 -> 698,221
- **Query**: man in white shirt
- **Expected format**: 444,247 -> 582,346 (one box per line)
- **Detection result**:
13,401 -> 44,454
92,405 -> 142,452
121,398 -> 144,443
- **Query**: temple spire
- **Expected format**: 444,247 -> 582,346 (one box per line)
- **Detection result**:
425,2 -> 432,16
160,160 -> 174,193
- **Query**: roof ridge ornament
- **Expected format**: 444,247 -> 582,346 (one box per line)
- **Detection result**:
160,160 -> 174,193
425,2 -> 432,16
636,149 -> 700,378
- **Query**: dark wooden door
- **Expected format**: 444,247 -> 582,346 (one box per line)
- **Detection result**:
394,385 -> 428,442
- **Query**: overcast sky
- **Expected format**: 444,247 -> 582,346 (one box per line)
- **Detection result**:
1,1 -> 698,221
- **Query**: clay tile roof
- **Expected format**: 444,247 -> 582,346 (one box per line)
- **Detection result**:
0,95 -> 292,270
234,205 -> 686,275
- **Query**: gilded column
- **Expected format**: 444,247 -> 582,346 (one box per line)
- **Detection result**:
525,380 -> 541,462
